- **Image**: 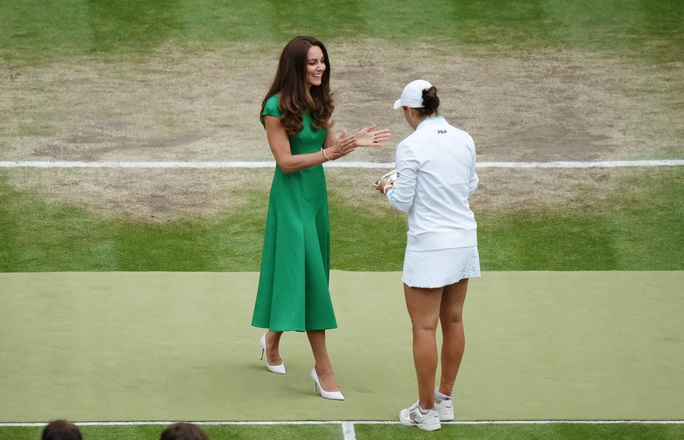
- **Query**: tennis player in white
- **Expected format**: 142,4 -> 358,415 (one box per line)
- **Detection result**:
376,79 -> 480,431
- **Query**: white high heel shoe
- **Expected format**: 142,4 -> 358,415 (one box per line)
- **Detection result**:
311,367 -> 344,401
260,333 -> 286,375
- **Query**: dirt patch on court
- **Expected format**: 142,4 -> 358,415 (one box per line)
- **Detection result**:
2,40 -> 682,220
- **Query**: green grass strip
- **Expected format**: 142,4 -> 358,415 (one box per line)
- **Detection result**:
2,422 -> 684,440
479,167 -> 684,271
1,167 -> 682,272
2,1 -> 682,62
0,424 -> 343,440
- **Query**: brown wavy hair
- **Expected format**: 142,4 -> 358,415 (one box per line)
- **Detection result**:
260,36 -> 335,137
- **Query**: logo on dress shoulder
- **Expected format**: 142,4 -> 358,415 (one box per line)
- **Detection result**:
437,129 -> 447,134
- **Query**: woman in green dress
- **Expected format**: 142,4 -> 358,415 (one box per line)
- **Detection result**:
251,36 -> 390,400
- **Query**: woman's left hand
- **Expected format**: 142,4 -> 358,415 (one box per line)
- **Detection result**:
355,125 -> 391,147
375,179 -> 390,193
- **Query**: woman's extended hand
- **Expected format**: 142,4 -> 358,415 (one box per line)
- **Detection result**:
324,131 -> 357,160
355,124 -> 391,147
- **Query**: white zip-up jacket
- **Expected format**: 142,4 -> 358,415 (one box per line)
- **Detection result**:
386,116 -> 478,251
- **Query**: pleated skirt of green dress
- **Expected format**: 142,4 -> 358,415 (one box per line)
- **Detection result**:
251,164 -> 338,332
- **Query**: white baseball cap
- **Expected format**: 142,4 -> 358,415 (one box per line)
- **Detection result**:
393,79 -> 433,109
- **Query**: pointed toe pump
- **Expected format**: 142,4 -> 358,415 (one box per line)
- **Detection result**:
260,333 -> 286,375
311,367 -> 344,401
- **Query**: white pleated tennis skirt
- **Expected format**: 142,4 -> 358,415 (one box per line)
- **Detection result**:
402,246 -> 481,288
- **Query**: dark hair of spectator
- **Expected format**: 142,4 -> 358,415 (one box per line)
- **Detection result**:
160,422 -> 209,440
42,420 -> 82,440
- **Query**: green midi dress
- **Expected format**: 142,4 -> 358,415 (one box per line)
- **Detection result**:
251,95 -> 338,332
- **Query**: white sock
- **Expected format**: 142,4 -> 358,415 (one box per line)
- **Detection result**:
435,389 -> 452,403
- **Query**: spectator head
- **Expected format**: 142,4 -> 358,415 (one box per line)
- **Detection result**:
160,422 -> 209,440
42,420 -> 82,440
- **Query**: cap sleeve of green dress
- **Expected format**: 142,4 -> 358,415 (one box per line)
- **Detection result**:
263,95 -> 282,118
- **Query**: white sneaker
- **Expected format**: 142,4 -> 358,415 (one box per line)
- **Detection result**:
435,397 -> 454,421
399,401 -> 441,431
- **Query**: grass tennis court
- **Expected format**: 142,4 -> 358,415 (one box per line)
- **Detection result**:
1,0 -> 683,438
2,271 -> 683,439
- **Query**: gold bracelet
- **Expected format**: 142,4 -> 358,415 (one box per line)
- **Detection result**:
322,149 -> 332,161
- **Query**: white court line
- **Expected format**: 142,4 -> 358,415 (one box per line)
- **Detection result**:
341,421 -> 356,440
0,160 -> 683,169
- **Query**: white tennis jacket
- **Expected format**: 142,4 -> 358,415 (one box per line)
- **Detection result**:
386,116 -> 478,251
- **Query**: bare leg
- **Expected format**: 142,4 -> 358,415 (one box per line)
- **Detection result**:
404,283 -> 443,410
307,330 -> 340,392
264,330 -> 284,366
438,279 -> 469,397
